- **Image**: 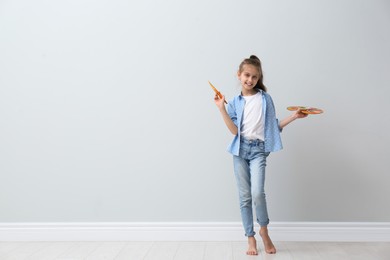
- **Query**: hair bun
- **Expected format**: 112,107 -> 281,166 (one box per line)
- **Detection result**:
249,55 -> 260,61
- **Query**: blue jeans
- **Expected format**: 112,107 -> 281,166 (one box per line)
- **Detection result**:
233,136 -> 270,237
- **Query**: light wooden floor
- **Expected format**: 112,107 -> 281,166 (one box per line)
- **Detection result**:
0,241 -> 389,259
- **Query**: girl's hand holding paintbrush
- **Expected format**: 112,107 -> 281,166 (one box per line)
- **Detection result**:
214,93 -> 226,110
210,81 -> 238,135
209,81 -> 227,109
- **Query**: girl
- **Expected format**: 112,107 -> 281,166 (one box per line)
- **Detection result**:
214,55 -> 307,255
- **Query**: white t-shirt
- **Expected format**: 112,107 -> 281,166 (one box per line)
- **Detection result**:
241,92 -> 264,140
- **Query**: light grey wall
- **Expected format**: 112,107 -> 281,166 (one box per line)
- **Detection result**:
1,0 -> 389,222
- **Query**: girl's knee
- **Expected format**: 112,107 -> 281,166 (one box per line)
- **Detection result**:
239,194 -> 252,207
252,192 -> 266,204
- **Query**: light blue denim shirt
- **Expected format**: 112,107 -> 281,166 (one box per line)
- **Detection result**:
226,90 -> 283,156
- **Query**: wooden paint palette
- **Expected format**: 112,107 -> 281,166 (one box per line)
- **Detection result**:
287,106 -> 323,114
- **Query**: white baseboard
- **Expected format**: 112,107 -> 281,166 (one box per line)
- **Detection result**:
0,222 -> 389,242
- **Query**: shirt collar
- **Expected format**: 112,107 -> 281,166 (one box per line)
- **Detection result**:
239,89 -> 263,98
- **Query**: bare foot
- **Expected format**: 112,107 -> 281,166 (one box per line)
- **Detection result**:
260,227 -> 276,254
247,236 -> 258,255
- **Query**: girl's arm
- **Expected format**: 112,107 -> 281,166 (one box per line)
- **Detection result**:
279,109 -> 308,129
214,95 -> 238,135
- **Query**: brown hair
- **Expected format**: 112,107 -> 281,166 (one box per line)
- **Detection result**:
238,55 -> 267,92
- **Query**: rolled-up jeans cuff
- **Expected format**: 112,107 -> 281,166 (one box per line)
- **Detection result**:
245,231 -> 256,237
258,219 -> 270,227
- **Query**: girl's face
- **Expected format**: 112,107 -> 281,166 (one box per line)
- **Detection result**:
237,64 -> 260,94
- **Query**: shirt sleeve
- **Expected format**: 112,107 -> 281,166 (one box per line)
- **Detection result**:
227,100 -> 238,127
276,118 -> 283,132
267,94 -> 283,133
